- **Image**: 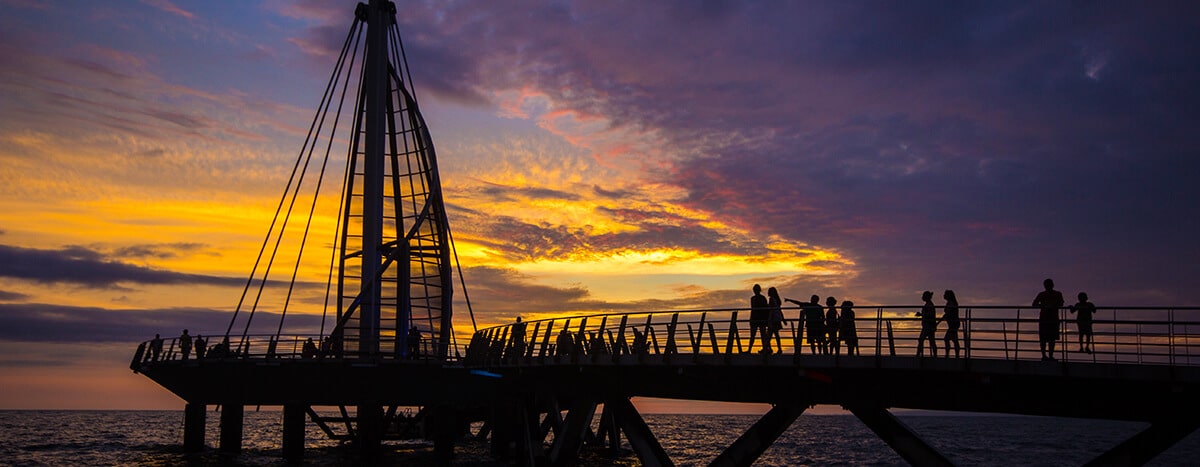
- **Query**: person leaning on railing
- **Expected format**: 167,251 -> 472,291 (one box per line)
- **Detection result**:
1032,278 -> 1065,361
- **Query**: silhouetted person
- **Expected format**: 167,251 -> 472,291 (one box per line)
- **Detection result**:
748,284 -> 769,353
593,331 -> 610,355
407,326 -> 421,359
915,291 -> 937,357
767,287 -> 784,354
508,317 -> 526,362
941,290 -> 961,358
1033,278 -> 1064,361
179,329 -> 192,361
556,328 -> 574,358
329,330 -> 344,357
788,295 -> 826,354
1070,292 -> 1096,354
149,334 -> 163,362
194,334 -> 206,359
302,338 -> 318,359
825,296 -> 840,355
631,327 -> 649,355
840,301 -> 858,356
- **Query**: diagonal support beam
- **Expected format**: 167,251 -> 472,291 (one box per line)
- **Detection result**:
848,406 -> 953,467
606,398 -> 674,467
1084,418 -> 1200,466
710,404 -> 805,467
548,400 -> 598,467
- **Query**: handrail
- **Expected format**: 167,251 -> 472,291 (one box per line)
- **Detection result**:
132,305 -> 1200,371
462,305 -> 1200,368
130,332 -> 470,371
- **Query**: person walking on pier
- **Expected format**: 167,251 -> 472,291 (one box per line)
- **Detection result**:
1033,278 -> 1065,361
149,334 -> 163,362
915,291 -> 937,357
507,317 -> 527,363
1070,292 -> 1097,353
941,290 -> 961,358
556,327 -> 575,360
748,284 -> 770,353
767,287 -> 784,354
407,326 -> 422,359
840,300 -> 859,356
194,334 -> 206,360
825,296 -> 841,355
179,329 -> 192,361
302,338 -> 318,359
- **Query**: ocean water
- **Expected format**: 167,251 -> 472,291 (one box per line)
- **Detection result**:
2,410 -> 1199,466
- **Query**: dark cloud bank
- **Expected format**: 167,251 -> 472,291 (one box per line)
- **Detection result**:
373,2 -> 1200,305
0,244 -> 242,288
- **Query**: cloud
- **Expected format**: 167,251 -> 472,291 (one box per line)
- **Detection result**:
258,2 -> 1200,309
0,289 -> 28,302
109,242 -> 214,260
0,244 -> 242,288
139,0 -> 194,20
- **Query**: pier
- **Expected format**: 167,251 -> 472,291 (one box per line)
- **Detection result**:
131,1 -> 1200,465
134,305 -> 1200,465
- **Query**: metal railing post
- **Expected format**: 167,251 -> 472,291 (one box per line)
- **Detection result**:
875,308 -> 883,357
964,307 -> 971,359
1014,308 -> 1021,361
886,320 -> 895,356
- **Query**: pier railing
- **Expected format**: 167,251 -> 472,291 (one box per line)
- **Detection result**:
132,306 -> 1200,371
463,306 -> 1200,367
130,332 -> 468,371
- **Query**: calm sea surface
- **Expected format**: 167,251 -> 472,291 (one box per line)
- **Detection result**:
2,410 -> 1198,465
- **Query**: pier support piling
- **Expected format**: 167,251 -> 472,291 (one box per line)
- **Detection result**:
219,404 -> 244,454
183,403 -> 206,452
606,397 -> 673,467
282,404 -> 306,461
1084,418 -> 1200,466
357,403 -> 384,461
548,400 -> 598,466
848,406 -> 953,467
710,404 -> 805,467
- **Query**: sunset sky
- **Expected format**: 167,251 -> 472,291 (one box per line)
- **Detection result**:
1,1 -> 1198,409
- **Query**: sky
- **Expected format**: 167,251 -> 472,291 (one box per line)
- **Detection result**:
0,1 -> 1198,410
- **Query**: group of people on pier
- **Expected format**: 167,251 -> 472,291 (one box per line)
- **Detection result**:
141,330 -> 236,363
749,278 -> 1099,360
1033,278 -> 1098,360
747,284 -> 859,356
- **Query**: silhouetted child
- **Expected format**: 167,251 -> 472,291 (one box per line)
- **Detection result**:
1032,278 -> 1065,361
941,290 -> 961,358
915,291 -> 937,357
840,301 -> 858,356
1069,292 -> 1096,353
